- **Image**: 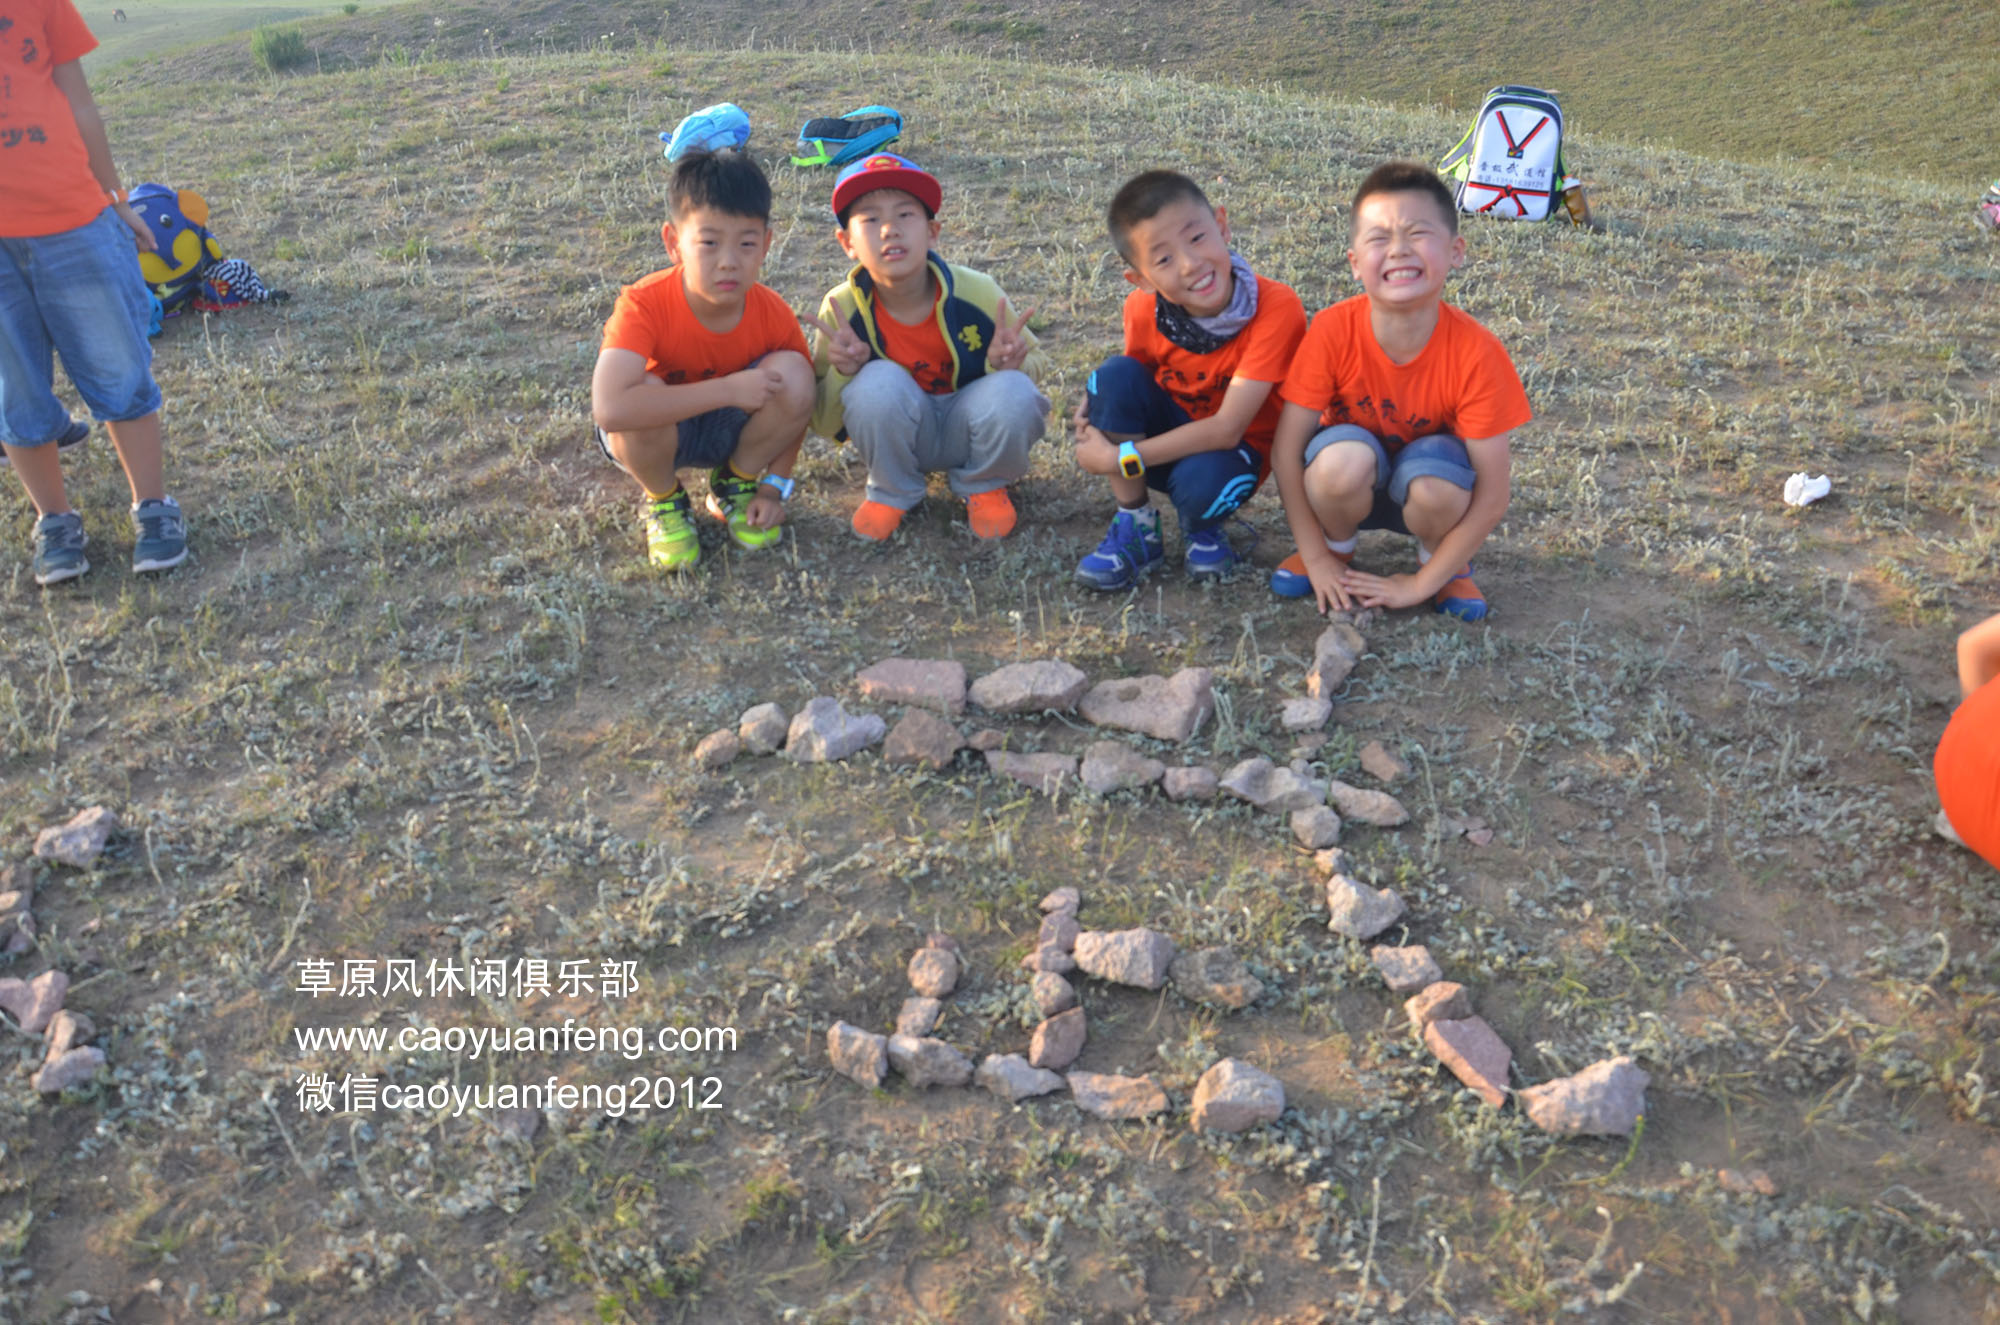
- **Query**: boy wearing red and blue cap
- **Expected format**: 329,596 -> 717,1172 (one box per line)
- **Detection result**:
810,153 -> 1049,540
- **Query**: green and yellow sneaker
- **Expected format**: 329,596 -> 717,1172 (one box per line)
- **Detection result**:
705,466 -> 783,551
643,490 -> 700,571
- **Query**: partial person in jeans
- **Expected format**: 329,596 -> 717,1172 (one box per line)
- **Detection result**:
0,0 -> 187,585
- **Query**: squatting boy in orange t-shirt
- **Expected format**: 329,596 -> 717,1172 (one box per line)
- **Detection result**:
591,150 -> 812,572
1270,161 -> 1531,620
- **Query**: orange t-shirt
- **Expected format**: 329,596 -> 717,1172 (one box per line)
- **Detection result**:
0,0 -> 106,238
876,292 -> 955,395
1936,675 -> 2000,870
1281,295 -> 1532,451
600,268 -> 808,385
1121,274 -> 1306,457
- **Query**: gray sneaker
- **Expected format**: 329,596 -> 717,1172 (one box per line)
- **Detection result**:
31,511 -> 89,586
132,496 -> 187,573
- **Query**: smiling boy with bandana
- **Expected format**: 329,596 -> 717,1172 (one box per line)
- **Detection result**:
1071,170 -> 1307,590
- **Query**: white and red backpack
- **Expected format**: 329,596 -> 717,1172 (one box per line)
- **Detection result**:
1439,85 -> 1576,223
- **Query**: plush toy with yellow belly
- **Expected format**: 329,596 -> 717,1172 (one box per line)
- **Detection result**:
131,182 -> 225,314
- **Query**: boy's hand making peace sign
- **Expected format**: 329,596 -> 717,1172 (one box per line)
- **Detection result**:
987,298 -> 1038,374
809,313 -> 872,377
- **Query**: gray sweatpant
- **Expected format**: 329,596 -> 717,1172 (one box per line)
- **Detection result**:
841,360 -> 1049,510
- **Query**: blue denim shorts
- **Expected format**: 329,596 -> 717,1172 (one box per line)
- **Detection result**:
0,208 -> 162,447
593,405 -> 749,474
1302,424 -> 1475,534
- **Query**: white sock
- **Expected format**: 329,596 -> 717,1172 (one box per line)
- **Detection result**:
1123,503 -> 1159,530
1324,535 -> 1357,556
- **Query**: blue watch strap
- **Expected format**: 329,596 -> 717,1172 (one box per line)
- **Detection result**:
760,473 -> 796,502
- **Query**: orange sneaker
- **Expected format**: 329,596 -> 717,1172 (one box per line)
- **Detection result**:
1434,565 -> 1488,621
851,499 -> 905,541
965,488 -> 1017,539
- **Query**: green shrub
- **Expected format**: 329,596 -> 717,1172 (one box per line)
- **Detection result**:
251,24 -> 310,72
342,2 -> 358,13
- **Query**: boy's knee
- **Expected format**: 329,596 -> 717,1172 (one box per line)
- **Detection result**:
1086,355 -> 1151,403
1402,474 -> 1472,518
1304,442 -> 1377,500
842,360 -> 924,432
968,370 -> 1049,432
763,350 -> 815,414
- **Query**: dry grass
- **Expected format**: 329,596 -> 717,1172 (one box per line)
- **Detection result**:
1,39 -> 1997,1323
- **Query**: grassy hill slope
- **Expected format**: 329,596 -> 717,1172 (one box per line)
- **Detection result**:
112,0 -> 2000,186
2,36 -> 1999,1325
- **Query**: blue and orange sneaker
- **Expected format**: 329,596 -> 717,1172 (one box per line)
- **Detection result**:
1270,546 -> 1353,599
1434,565 -> 1488,621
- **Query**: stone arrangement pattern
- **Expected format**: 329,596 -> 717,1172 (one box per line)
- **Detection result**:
758,634 -> 1647,1140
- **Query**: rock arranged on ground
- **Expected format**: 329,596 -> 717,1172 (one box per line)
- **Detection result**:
738,702 -> 790,755
32,1046 -> 104,1095
1280,697 -> 1333,733
1073,928 -> 1177,990
1516,1056 -> 1650,1136
1290,732 -> 1329,760
1328,781 -> 1410,828
1029,1007 -> 1087,1070
908,947 -> 960,999
1076,667 -> 1215,742
0,877 -> 34,956
0,969 -> 68,1035
1219,758 -> 1326,813
1291,805 -> 1342,849
828,1021 -> 889,1089
1067,1071 -> 1168,1121
1167,947 -> 1264,1010
984,750 -> 1077,795
1370,944 -> 1441,994
1306,622 -> 1367,699
1161,766 -> 1218,801
896,997 -> 943,1037
968,660 -> 1089,715
1039,887 -> 1079,915
1020,944 -> 1077,974
1079,741 -> 1166,795
1038,910 -> 1079,954
1031,971 -> 1077,1017
1424,1016 -> 1512,1107
1190,1059 -> 1286,1133
34,807 -> 117,869
856,658 -> 967,715
1326,873 -> 1407,941
24,996 -> 97,1096
888,1035 -> 975,1088
785,697 -> 887,763
1404,981 -> 1473,1030
692,728 -> 741,771
976,1053 -> 1066,1102
883,710 -> 964,770
1718,1168 -> 1779,1197
967,728 -> 1007,751
1358,740 -> 1409,783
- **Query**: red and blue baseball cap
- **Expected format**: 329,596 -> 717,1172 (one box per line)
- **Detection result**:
832,153 -> 943,222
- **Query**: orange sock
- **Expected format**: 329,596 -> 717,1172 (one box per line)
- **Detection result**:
965,488 -> 1017,539
851,499 -> 905,541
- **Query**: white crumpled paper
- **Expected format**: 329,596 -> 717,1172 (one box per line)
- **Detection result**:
1782,473 -> 1832,507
